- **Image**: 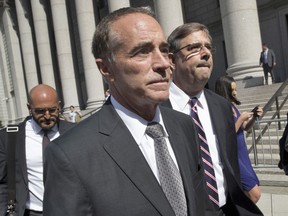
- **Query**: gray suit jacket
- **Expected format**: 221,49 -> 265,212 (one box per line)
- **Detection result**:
0,117 -> 75,216
43,100 -> 207,216
162,89 -> 263,216
260,49 -> 276,67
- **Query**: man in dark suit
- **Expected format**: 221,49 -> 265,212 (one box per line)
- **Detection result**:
0,84 -> 74,216
278,122 -> 288,175
259,43 -> 276,84
164,22 -> 263,216
43,7 -> 206,216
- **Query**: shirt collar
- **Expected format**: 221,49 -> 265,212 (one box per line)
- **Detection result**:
170,82 -> 205,110
110,96 -> 167,145
170,82 -> 190,111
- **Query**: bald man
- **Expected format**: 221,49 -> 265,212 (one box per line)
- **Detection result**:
0,84 -> 75,216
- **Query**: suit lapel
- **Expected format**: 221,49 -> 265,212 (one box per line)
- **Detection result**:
98,103 -> 175,216
204,90 -> 236,172
204,90 -> 229,160
16,120 -> 29,185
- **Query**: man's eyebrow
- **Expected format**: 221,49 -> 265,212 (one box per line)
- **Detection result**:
160,41 -> 169,49
129,41 -> 154,54
128,41 -> 169,54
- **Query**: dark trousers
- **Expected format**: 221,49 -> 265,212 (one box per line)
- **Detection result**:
263,64 -> 274,84
24,209 -> 43,216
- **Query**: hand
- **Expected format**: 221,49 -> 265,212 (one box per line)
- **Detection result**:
239,111 -> 253,122
254,107 -> 264,117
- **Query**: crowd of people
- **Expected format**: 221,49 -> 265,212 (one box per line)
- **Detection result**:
2,6 -> 285,216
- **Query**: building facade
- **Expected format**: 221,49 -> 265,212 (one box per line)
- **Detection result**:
0,0 -> 287,126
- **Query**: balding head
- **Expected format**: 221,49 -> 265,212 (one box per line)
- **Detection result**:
27,84 -> 61,130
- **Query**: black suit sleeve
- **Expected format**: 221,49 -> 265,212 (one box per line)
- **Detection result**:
279,123 -> 288,175
0,129 -> 8,216
43,141 -> 93,216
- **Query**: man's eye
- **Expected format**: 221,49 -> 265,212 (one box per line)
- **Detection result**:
205,44 -> 212,50
187,44 -> 200,51
139,48 -> 150,54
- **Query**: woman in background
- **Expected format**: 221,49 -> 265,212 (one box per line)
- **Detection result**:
215,75 -> 262,203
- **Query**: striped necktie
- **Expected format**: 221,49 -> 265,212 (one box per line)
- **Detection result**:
190,97 -> 219,207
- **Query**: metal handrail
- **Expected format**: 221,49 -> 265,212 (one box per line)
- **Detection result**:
247,80 -> 288,153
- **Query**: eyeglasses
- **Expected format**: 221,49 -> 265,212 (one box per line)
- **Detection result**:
173,42 -> 216,55
32,107 -> 59,115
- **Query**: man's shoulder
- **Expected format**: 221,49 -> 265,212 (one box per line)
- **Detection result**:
160,105 -> 193,123
204,89 -> 228,102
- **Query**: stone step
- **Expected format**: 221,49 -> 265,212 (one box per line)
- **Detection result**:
236,83 -> 288,187
254,167 -> 288,187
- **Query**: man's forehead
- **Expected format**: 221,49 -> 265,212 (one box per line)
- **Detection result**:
181,31 -> 211,43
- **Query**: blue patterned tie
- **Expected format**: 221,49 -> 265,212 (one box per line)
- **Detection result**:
146,122 -> 187,216
190,97 -> 219,207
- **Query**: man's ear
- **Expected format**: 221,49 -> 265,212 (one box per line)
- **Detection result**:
58,101 -> 62,111
27,103 -> 32,115
168,53 -> 176,70
96,58 -> 114,82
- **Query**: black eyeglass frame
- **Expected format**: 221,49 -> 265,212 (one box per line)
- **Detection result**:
173,42 -> 216,55
31,107 -> 59,115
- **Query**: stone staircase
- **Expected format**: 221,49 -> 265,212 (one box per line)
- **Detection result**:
236,82 -> 288,187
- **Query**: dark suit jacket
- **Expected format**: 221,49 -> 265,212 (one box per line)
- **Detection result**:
278,122 -> 288,175
0,117 -> 74,216
162,89 -> 263,216
43,100 -> 207,216
259,49 -> 276,68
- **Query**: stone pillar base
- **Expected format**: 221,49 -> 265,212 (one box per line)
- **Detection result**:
234,75 -> 264,89
227,63 -> 264,88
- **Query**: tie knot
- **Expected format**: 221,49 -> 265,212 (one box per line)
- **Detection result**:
42,130 -> 49,136
190,97 -> 198,108
146,122 -> 165,139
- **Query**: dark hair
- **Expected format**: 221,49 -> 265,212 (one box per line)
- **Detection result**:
215,75 -> 241,105
91,7 -> 155,59
167,22 -> 212,53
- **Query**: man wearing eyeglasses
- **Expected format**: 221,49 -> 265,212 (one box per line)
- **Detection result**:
0,84 -> 75,216
162,23 -> 263,216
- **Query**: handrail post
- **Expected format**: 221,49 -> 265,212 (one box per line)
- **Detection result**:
276,96 -> 281,130
251,126 -> 258,166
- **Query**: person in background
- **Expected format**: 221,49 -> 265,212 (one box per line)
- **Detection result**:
0,84 -> 74,216
215,75 -> 262,203
68,105 -> 82,123
163,22 -> 263,215
259,43 -> 276,85
43,7 -> 206,216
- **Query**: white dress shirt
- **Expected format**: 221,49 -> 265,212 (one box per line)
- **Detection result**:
111,96 -> 179,183
25,118 -> 59,211
169,82 -> 227,207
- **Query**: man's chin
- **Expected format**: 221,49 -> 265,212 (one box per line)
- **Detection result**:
151,92 -> 169,103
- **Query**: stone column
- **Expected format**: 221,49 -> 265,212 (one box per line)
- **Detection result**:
154,0 -> 184,37
30,0 -> 56,88
75,0 -> 104,108
2,8 -> 28,121
107,0 -> 130,12
0,26 -> 15,125
15,0 -> 38,90
50,0 -> 78,108
220,0 -> 263,88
